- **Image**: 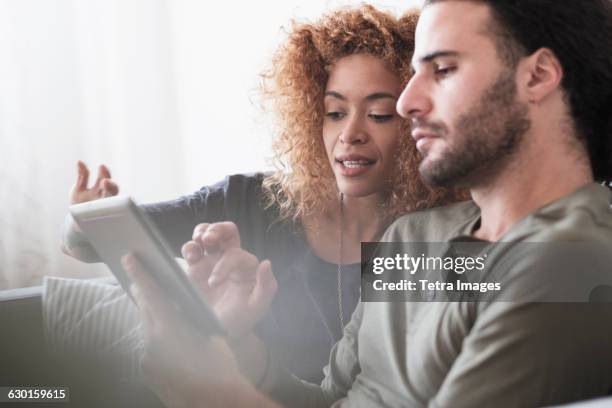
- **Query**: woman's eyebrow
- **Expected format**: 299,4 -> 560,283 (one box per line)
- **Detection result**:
324,91 -> 397,101
365,92 -> 397,101
324,91 -> 346,100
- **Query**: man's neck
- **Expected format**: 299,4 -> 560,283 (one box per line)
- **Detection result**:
470,143 -> 593,242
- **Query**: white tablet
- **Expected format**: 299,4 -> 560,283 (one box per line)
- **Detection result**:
69,196 -> 225,337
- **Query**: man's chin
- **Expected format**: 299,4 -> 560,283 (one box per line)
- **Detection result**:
418,158 -> 442,185
419,159 -> 464,188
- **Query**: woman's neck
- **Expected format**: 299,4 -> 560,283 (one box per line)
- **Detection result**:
339,193 -> 386,241
301,193 -> 386,264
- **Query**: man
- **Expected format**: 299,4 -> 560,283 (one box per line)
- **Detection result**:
125,1 -> 612,407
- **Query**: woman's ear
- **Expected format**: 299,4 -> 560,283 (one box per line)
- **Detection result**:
519,48 -> 563,104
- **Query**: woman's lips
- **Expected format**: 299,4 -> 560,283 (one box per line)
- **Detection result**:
335,159 -> 376,177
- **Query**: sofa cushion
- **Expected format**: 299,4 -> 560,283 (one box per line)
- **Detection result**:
42,277 -> 162,407
43,276 -> 143,377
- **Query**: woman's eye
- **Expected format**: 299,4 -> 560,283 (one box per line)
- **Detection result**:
369,114 -> 395,123
325,111 -> 346,120
434,66 -> 456,78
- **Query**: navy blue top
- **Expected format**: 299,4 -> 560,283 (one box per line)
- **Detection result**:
141,173 -> 361,382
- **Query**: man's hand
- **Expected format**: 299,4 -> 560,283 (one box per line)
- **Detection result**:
122,254 -> 278,408
70,161 -> 119,204
182,222 -> 278,338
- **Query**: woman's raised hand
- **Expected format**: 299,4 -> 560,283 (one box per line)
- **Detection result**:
70,161 -> 119,204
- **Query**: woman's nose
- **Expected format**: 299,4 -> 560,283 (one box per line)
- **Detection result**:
339,115 -> 368,145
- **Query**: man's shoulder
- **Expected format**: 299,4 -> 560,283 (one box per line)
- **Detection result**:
528,211 -> 612,244
487,186 -> 612,302
384,200 -> 479,242
513,184 -> 612,244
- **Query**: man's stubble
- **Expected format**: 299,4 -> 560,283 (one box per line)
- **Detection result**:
419,70 -> 532,188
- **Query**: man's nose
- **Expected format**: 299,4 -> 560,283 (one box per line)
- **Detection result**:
396,74 -> 432,119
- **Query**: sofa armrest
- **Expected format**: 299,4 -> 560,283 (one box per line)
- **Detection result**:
0,285 -> 47,385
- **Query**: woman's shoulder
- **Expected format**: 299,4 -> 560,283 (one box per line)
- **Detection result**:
205,172 -> 271,193
188,172 -> 276,214
186,172 -> 273,208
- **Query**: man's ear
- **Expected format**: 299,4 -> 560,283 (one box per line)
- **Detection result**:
519,48 -> 563,103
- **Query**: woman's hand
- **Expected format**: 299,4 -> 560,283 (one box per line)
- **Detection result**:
122,254 -> 277,408
62,161 -> 119,258
70,161 -> 119,204
181,222 -> 278,338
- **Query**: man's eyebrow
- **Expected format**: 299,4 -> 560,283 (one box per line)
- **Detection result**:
411,50 -> 461,71
324,91 -> 346,100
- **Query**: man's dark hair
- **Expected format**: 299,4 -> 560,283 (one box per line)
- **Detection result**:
424,0 -> 612,181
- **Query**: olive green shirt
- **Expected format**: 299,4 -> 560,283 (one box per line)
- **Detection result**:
269,183 -> 612,407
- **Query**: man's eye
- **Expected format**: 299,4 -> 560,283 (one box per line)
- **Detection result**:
434,66 -> 456,78
325,112 -> 346,120
369,114 -> 395,123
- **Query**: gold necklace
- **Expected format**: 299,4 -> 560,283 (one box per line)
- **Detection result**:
337,193 -> 345,331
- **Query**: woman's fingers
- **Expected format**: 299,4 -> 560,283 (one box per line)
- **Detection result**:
249,260 -> 278,311
182,240 -> 204,264
99,164 -> 111,179
101,179 -> 119,197
191,223 -> 220,253
93,164 -> 111,189
75,161 -> 90,191
205,222 -> 241,250
193,222 -> 241,254
208,248 -> 258,287
93,165 -> 113,197
72,161 -> 118,201
192,223 -> 210,241
182,241 -> 218,292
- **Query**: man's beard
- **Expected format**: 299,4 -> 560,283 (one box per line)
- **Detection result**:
417,70 -> 531,188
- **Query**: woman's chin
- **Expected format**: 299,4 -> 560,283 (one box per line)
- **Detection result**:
337,183 -> 383,200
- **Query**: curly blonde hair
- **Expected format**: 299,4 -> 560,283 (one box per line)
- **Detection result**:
261,5 -> 465,225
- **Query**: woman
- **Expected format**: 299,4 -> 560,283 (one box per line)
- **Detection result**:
62,5 -> 462,383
